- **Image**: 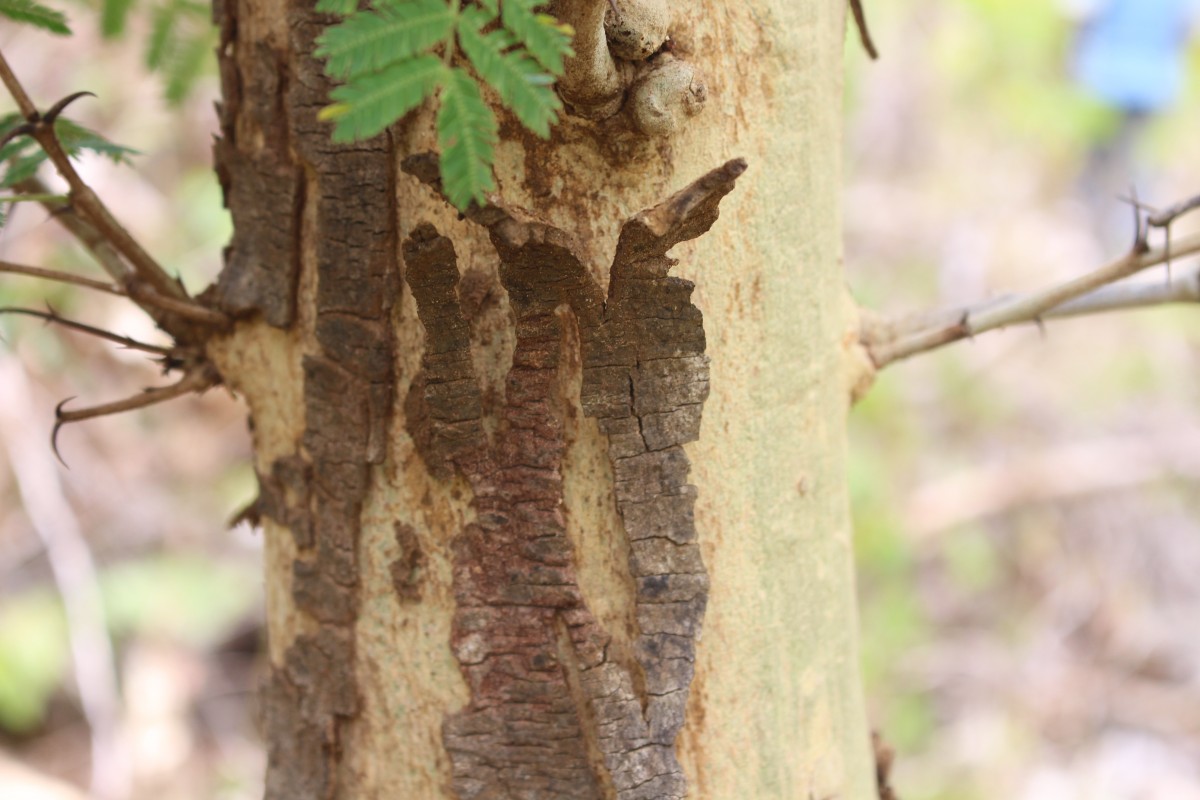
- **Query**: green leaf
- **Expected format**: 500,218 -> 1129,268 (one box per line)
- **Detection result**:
499,0 -> 572,76
100,0 -> 136,37
325,54 -> 445,142
315,0 -> 358,15
163,27 -> 214,104
145,1 -> 178,70
437,66 -> 497,209
459,12 -> 561,137
53,119 -> 140,164
0,0 -> 70,34
315,0 -> 457,79
0,117 -> 138,190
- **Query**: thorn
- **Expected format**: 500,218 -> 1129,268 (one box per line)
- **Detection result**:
50,396 -> 77,467
0,122 -> 35,150
1034,315 -> 1046,339
41,91 -> 96,127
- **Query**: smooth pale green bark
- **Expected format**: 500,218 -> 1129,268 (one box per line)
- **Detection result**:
214,0 -> 872,796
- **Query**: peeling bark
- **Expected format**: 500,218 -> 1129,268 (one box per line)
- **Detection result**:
404,159 -> 745,799
214,0 -> 397,794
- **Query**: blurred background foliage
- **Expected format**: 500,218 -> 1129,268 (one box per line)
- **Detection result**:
2,0 -> 1200,798
846,1 -> 1200,798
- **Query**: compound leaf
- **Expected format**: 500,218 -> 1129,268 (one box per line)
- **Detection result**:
436,65 -> 497,209
459,12 -> 560,137
0,0 -> 70,34
316,0 -> 457,79
499,0 -> 571,76
322,54 -> 445,142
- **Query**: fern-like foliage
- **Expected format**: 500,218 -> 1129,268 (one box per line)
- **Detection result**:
0,113 -> 137,227
316,0 -> 573,210
0,0 -> 70,34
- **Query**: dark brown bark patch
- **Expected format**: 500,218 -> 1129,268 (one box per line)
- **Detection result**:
403,159 -> 745,799
390,522 -> 425,602
215,3 -> 400,796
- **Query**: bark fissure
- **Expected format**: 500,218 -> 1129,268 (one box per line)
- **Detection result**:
404,158 -> 745,799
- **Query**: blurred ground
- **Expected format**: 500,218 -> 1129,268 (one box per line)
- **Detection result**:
2,2 -> 1200,799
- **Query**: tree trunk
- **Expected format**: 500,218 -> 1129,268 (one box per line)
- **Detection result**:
206,0 -> 874,797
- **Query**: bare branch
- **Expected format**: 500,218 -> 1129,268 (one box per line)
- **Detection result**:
867,230 -> 1200,367
0,50 -> 189,304
14,177 -> 133,284
849,0 -> 879,60
51,365 -> 219,464
0,260 -> 125,295
0,306 -> 176,355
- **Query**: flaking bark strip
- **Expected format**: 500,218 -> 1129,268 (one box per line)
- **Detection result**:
390,522 -> 425,602
215,2 -> 402,796
403,158 -> 746,799
211,0 -> 302,327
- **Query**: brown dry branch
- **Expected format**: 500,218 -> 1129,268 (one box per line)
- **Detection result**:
864,229 -> 1200,368
0,46 -> 232,446
52,365 -> 220,464
849,0 -> 879,60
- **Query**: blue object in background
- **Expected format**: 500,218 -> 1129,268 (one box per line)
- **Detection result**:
1074,0 -> 1194,113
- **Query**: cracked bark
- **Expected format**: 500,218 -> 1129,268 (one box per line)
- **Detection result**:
405,160 -> 744,799
207,0 -> 873,797
213,0 -> 395,795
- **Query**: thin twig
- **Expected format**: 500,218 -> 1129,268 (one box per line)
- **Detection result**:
0,260 -> 125,295
1147,192 -> 1200,229
14,177 -> 133,283
51,365 -> 219,464
7,179 -> 231,329
867,231 -> 1200,367
0,306 -> 176,355
0,49 -> 188,303
848,0 -> 879,60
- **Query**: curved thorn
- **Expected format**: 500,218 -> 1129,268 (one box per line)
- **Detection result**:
0,122 -> 35,150
42,91 -> 96,126
51,396 -> 77,468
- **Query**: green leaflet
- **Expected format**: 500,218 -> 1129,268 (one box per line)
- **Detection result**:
437,66 -> 497,209
0,114 -> 138,191
100,0 -> 136,37
0,0 -> 70,34
315,0 -> 574,209
323,55 -> 446,142
458,12 -> 560,138
315,0 -> 358,15
499,0 -> 572,76
0,115 -> 136,229
316,0 -> 457,79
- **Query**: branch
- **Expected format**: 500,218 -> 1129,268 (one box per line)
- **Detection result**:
866,230 -> 1200,367
9,183 -> 230,329
0,260 -> 125,295
51,365 -> 219,464
14,176 -> 133,283
0,306 -> 177,356
848,0 -> 879,60
0,50 -> 189,304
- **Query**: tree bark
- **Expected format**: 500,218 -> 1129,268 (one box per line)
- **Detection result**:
206,0 -> 874,797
